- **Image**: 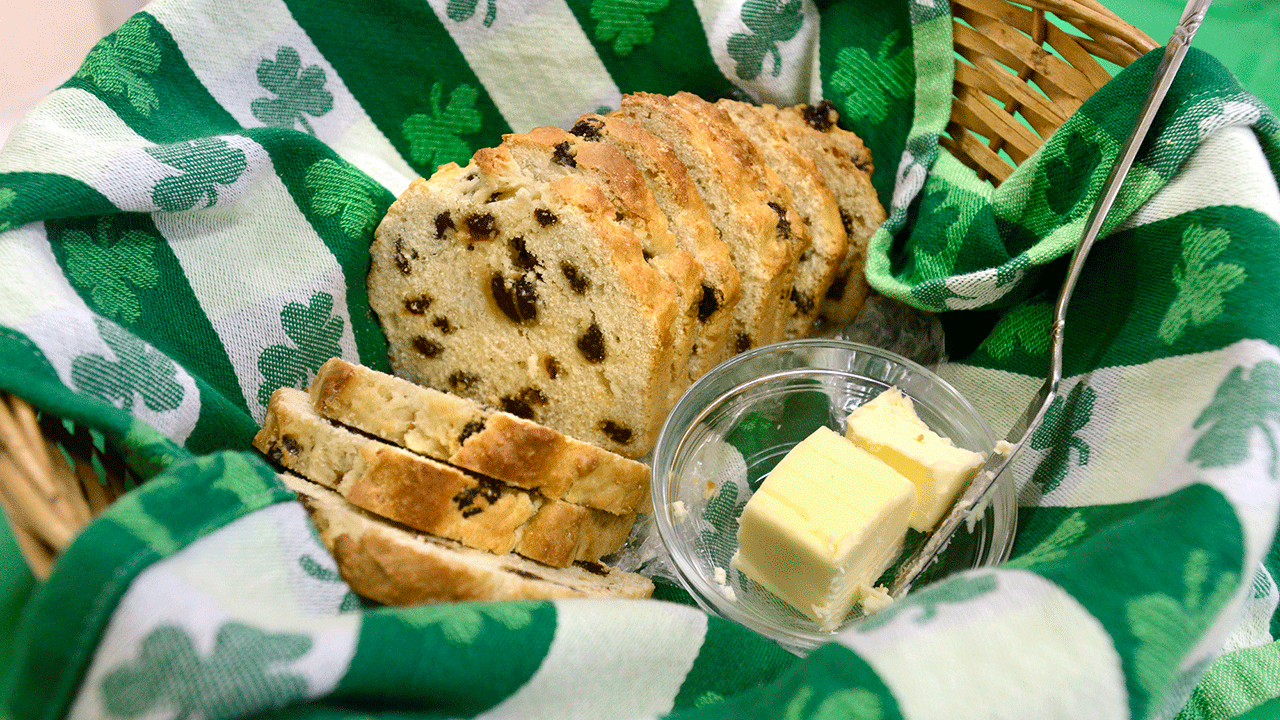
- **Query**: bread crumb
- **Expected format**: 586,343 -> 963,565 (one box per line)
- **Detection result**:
714,566 -> 727,584
670,500 -> 688,521
703,480 -> 717,500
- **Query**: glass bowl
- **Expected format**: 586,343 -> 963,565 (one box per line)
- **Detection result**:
650,339 -> 1015,654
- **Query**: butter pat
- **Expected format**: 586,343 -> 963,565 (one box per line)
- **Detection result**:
845,387 -> 984,531
732,426 -> 915,631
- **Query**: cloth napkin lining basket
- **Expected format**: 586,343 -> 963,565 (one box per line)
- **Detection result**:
0,0 -> 1155,579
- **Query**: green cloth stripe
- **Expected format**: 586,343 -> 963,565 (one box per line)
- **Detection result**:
1028,483 -> 1247,720
962,206 -> 1280,376
243,128 -> 394,372
1178,640 -> 1280,720
332,602 -> 554,716
282,0 -> 510,178
62,13 -> 242,143
816,0 -> 915,207
562,0 -> 738,101
42,213 -> 250,430
671,642 -> 904,720
0,173 -> 117,231
0,452 -> 291,720
670,616 -> 797,711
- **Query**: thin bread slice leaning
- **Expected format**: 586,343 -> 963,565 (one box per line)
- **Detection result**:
255,387 -> 635,567
716,98 -> 848,338
756,100 -> 885,325
283,472 -> 654,606
309,357 -> 650,516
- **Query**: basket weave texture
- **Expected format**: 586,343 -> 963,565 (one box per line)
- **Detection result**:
0,0 -> 1155,579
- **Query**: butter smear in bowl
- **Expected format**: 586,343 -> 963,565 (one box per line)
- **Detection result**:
651,339 -> 1013,653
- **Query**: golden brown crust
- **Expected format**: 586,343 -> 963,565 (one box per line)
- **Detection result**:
308,358 -> 651,515
287,474 -> 654,606
257,388 -> 634,566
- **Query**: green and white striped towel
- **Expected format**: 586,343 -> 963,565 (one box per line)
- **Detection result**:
1,0 -> 1278,718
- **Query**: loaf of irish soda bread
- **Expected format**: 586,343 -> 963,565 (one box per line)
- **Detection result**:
283,473 -> 654,605
756,100 -> 884,325
566,113 -> 740,381
310,358 -> 651,515
255,388 -> 635,567
368,150 -> 680,457
716,98 -> 848,339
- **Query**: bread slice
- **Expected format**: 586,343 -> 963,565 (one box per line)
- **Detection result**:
756,100 -> 885,325
255,387 -> 635,567
491,127 -> 703,405
283,472 -> 654,606
716,99 -> 848,339
612,91 -> 802,354
310,358 -> 650,516
565,113 -> 741,380
368,151 -> 681,457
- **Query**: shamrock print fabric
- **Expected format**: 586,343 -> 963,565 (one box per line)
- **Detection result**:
1,0 -> 1279,717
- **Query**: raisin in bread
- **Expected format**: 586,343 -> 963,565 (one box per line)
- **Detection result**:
756,100 -> 885,325
565,113 -> 741,381
717,98 -> 848,339
368,151 -> 682,458
310,358 -> 650,515
283,473 -> 654,606
612,92 -> 802,354
255,388 -> 635,567
491,127 -> 703,404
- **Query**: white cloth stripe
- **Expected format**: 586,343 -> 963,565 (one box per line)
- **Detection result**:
147,0 -> 416,195
471,600 -> 707,720
421,0 -> 620,132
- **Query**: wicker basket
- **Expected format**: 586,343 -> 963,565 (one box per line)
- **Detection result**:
0,0 -> 1156,579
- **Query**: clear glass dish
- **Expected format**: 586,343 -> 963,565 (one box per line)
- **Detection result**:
650,339 -> 1015,654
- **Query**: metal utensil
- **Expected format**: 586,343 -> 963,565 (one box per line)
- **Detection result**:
886,0 -> 1213,599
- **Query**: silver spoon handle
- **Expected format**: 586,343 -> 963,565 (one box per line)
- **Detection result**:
887,0 -> 1211,599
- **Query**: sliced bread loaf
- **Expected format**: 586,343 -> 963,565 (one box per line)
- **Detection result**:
492,127 -> 703,404
565,113 -> 740,380
310,358 -> 650,515
612,91 -> 801,354
756,100 -> 885,325
255,387 -> 635,567
283,472 -> 654,606
367,150 -> 681,457
716,98 -> 848,339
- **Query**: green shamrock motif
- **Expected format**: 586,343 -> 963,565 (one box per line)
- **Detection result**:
1028,382 -> 1096,495
72,317 -> 183,413
146,138 -> 249,212
1158,223 -> 1247,345
857,573 -> 998,631
0,188 -> 16,232
100,622 -> 311,719
590,0 -> 670,55
63,218 -> 160,324
829,32 -> 912,125
1126,549 -> 1236,700
304,159 -> 380,239
299,554 -> 361,612
1005,511 -> 1087,569
402,82 -> 483,170
1188,361 -> 1280,478
982,302 -> 1052,360
447,0 -> 497,27
250,47 -> 334,136
256,292 -> 344,406
726,0 -> 804,81
1043,129 -> 1101,217
695,691 -> 725,707
912,183 -> 967,281
75,19 -> 161,116
402,603 -> 535,645
784,687 -> 882,720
